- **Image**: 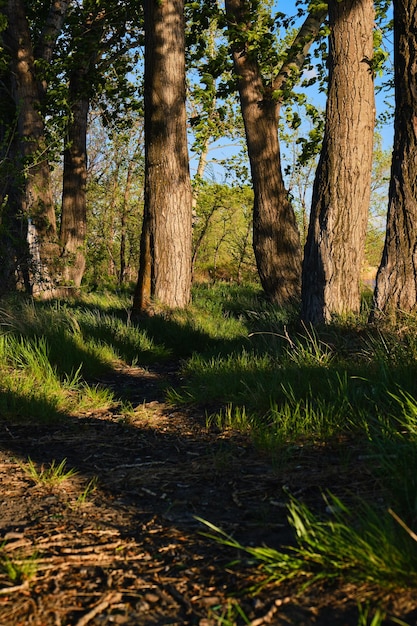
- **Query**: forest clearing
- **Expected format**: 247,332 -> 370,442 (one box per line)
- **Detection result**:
0,285 -> 417,625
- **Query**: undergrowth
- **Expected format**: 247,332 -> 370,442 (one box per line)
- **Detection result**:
0,285 -> 417,617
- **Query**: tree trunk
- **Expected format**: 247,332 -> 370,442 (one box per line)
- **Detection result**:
60,74 -> 88,288
133,0 -> 193,312
60,7 -> 106,289
0,66 -> 31,294
224,0 -> 327,306
2,0 -> 60,296
225,0 -> 301,305
236,69 -> 302,305
301,0 -> 375,324
119,161 -> 133,285
372,0 -> 417,317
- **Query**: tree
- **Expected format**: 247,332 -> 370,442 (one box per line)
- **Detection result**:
301,0 -> 376,323
0,0 -> 67,296
58,0 -> 141,288
372,0 -> 417,317
224,0 -> 327,306
59,6 -> 105,288
133,0 -> 193,312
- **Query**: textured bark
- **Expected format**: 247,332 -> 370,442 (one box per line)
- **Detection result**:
119,161 -> 133,285
2,0 -> 61,296
133,206 -> 152,311
372,0 -> 417,317
231,52 -> 302,305
0,67 -> 31,294
302,0 -> 375,323
225,0 -> 326,306
60,83 -> 88,287
133,0 -> 193,311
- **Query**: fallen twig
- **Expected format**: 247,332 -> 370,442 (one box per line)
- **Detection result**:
0,580 -> 29,596
75,591 -> 122,626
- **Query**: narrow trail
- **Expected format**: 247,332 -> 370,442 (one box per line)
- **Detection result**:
0,364 -> 414,625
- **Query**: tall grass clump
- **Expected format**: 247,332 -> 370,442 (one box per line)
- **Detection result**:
366,389 -> 417,530
199,491 -> 417,591
0,298 -> 131,420
0,334 -> 80,420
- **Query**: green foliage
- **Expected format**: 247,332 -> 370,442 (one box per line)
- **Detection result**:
84,116 -> 144,289
193,182 -> 256,282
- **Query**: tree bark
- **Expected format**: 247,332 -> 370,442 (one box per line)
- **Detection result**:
372,0 -> 417,317
133,0 -> 193,312
60,77 -> 88,288
2,0 -> 61,296
230,49 -> 302,305
224,0 -> 326,306
302,0 -> 375,323
0,65 -> 30,294
119,160 -> 133,285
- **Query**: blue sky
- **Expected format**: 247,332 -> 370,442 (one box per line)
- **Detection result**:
189,1 -> 394,184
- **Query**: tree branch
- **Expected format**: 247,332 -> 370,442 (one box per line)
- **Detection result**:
273,5 -> 328,94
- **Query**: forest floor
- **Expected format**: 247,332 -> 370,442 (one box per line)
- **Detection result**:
0,362 -> 416,626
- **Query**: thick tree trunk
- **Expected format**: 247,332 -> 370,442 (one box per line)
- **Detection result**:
0,67 -> 31,294
237,69 -> 302,305
225,0 -> 302,305
372,0 -> 417,317
301,0 -> 375,323
3,0 -> 60,296
225,0 -> 326,306
60,76 -> 88,288
133,0 -> 193,312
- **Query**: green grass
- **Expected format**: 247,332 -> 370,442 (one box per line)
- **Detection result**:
198,489 -> 417,590
0,548 -> 38,586
21,457 -> 78,486
0,293 -> 173,422
1,285 -> 417,607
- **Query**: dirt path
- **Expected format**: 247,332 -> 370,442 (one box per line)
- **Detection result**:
0,364 -> 415,625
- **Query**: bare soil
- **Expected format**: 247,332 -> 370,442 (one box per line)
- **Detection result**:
0,363 -> 416,625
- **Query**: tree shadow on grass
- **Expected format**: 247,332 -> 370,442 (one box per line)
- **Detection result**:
0,369 -> 415,625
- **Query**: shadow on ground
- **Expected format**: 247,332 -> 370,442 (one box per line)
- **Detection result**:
1,364 -> 416,625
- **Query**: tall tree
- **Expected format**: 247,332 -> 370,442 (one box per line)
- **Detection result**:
301,0 -> 376,323
224,0 -> 327,306
59,5 -> 106,288
58,0 -> 141,288
372,0 -> 417,316
0,0 -> 66,295
133,0 -> 193,312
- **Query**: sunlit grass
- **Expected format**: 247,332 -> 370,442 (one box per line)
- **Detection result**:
0,294 -> 172,421
198,490 -> 417,590
21,457 -> 77,487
